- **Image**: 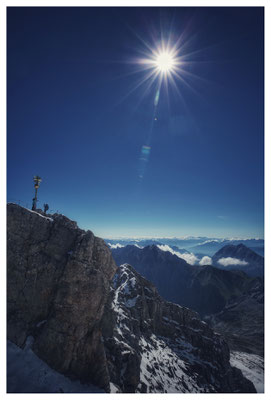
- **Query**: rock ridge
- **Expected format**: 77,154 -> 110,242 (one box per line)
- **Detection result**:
7,203 -> 117,389
102,264 -> 256,393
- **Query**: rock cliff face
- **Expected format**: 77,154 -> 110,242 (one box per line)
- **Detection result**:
7,204 -> 256,393
206,278 -> 264,356
102,264 -> 255,393
7,203 -> 117,389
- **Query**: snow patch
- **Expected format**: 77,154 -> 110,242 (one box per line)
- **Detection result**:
230,351 -> 264,393
137,334 -> 214,393
109,382 -> 120,393
7,340 -> 104,393
125,296 -> 138,308
26,208 -> 54,222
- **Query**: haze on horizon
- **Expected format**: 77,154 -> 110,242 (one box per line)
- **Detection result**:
80,226 -> 263,241
7,7 -> 264,241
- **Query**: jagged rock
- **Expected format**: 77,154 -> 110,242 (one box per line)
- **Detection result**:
206,278 -> 264,356
7,203 -> 117,389
112,244 -> 264,356
7,204 -> 256,393
102,264 -> 256,393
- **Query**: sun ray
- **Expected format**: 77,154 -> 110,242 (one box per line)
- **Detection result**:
170,69 -> 205,100
113,68 -> 159,108
131,69 -> 163,113
173,65 -> 215,89
120,20 -> 212,119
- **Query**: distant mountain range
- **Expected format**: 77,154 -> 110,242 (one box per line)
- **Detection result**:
189,240 -> 264,258
109,240 -> 264,278
111,244 -> 264,356
105,237 -> 264,257
111,244 -> 262,313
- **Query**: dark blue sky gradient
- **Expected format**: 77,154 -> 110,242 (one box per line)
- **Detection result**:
7,7 -> 264,238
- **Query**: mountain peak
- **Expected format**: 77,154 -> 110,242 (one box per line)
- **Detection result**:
213,243 -> 263,277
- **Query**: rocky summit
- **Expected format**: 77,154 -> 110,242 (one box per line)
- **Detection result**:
7,204 -> 256,393
7,203 -> 117,389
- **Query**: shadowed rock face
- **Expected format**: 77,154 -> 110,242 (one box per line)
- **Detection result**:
111,245 -> 262,316
7,203 -> 117,389
206,278 -> 264,357
102,264 -> 256,393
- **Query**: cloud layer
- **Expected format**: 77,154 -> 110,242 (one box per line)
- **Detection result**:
218,257 -> 248,267
157,244 -> 199,265
199,256 -> 212,266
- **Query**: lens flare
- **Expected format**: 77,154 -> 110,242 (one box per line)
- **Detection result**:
124,24 -> 206,182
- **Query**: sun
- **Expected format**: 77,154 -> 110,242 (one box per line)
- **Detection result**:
126,33 -> 197,99
155,51 -> 175,73
136,44 -> 180,83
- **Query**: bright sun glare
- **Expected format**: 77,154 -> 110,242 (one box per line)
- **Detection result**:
136,44 -> 180,86
130,33 -> 196,98
155,51 -> 175,72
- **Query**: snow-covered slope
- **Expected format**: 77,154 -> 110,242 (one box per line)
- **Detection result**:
230,351 -> 264,393
102,264 -> 256,393
7,339 -> 104,393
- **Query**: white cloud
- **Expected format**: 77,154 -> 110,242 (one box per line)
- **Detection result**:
157,244 -> 199,265
217,257 -> 249,267
107,243 -> 124,249
180,253 -> 199,265
199,256 -> 212,266
196,239 -> 224,246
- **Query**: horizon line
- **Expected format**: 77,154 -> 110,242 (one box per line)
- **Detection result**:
103,235 -> 264,241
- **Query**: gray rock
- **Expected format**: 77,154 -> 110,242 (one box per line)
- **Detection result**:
7,203 -> 117,389
102,264 -> 256,393
206,279 -> 264,356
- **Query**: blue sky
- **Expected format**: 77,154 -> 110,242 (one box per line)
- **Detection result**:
7,7 -> 264,238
